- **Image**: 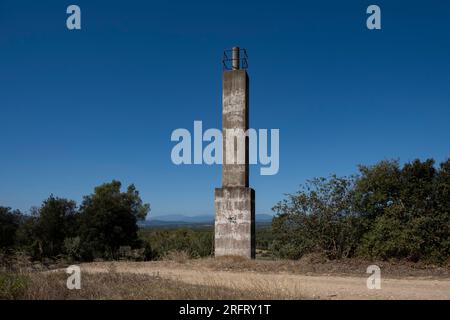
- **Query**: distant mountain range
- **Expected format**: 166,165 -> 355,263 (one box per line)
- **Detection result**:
139,214 -> 273,227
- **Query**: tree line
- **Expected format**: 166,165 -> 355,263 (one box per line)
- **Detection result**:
271,158 -> 450,264
1,158 -> 449,264
0,180 -> 150,261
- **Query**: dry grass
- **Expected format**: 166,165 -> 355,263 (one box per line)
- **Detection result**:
2,254 -> 450,300
161,250 -> 190,264
78,260 -> 308,299
78,259 -> 450,300
187,254 -> 450,279
1,253 -> 301,300
1,269 -> 294,300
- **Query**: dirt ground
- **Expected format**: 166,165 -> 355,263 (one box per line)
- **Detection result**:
79,257 -> 450,300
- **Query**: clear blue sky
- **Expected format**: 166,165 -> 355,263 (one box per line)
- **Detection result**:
1,0 -> 449,217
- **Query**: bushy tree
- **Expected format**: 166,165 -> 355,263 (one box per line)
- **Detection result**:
0,207 -> 21,249
14,213 -> 39,257
434,159 -> 450,261
436,159 -> 450,215
357,159 -> 449,263
78,180 -> 150,260
33,196 -> 78,258
271,175 -> 362,259
272,158 -> 450,264
352,160 -> 402,221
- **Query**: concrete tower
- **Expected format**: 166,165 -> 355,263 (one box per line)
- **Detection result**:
214,47 -> 255,259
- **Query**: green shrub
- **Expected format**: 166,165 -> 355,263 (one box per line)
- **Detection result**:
63,237 -> 82,261
0,207 -> 21,249
271,175 -> 362,259
140,228 -> 213,259
271,158 -> 450,264
0,272 -> 29,300
78,181 -> 150,261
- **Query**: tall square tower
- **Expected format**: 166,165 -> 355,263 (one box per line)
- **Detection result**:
214,47 -> 255,259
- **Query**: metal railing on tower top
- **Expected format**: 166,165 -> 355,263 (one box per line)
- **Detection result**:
222,47 -> 248,71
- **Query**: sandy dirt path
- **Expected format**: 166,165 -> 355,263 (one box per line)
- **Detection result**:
79,262 -> 450,300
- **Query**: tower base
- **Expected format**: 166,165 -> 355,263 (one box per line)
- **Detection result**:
214,187 -> 255,259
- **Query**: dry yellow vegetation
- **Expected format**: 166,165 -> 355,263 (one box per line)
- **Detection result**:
2,255 -> 450,300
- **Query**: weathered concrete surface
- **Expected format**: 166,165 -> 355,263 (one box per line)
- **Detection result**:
215,187 -> 255,258
215,54 -> 255,259
221,69 -> 249,187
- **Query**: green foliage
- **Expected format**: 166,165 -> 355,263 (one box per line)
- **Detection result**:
139,227 -> 213,259
140,225 -> 274,260
255,226 -> 274,251
0,272 -> 29,299
2,158 -> 448,265
0,207 -> 21,249
357,204 -> 421,259
14,215 -> 40,259
34,196 -> 78,258
352,160 -> 402,220
272,175 -> 362,259
1,180 -> 150,262
272,158 -> 450,264
78,180 -> 150,260
63,237 -> 82,261
356,159 -> 449,263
